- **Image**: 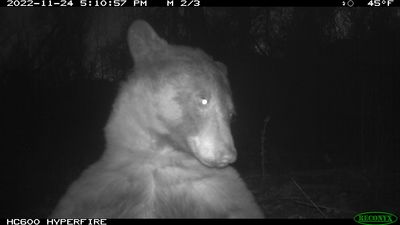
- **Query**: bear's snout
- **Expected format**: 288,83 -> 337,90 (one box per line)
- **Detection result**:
214,146 -> 237,167
189,133 -> 237,168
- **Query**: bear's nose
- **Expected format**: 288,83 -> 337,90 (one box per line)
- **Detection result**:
217,148 -> 237,167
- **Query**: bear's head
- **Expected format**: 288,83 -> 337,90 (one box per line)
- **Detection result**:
106,20 -> 237,168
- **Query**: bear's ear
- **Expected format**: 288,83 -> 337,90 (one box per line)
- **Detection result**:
127,20 -> 167,62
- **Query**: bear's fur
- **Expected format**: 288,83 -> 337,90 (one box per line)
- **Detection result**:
51,20 -> 263,218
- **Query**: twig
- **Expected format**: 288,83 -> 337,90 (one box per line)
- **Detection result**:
291,200 -> 339,212
260,115 -> 271,179
291,178 -> 327,218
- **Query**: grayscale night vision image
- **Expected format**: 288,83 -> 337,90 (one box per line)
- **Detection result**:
1,7 -> 399,220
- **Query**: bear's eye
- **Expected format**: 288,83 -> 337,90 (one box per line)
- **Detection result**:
198,95 -> 211,109
197,92 -> 210,108
201,98 -> 208,105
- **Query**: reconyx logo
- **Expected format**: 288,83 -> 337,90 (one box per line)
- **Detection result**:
354,212 -> 398,225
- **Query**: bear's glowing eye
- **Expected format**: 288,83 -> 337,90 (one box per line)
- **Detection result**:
201,98 -> 208,105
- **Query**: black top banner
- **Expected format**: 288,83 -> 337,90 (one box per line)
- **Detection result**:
2,0 -> 399,7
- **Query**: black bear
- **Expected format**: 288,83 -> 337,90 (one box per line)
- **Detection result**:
51,20 -> 263,218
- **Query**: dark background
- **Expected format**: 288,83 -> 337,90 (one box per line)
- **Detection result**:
1,8 -> 399,218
